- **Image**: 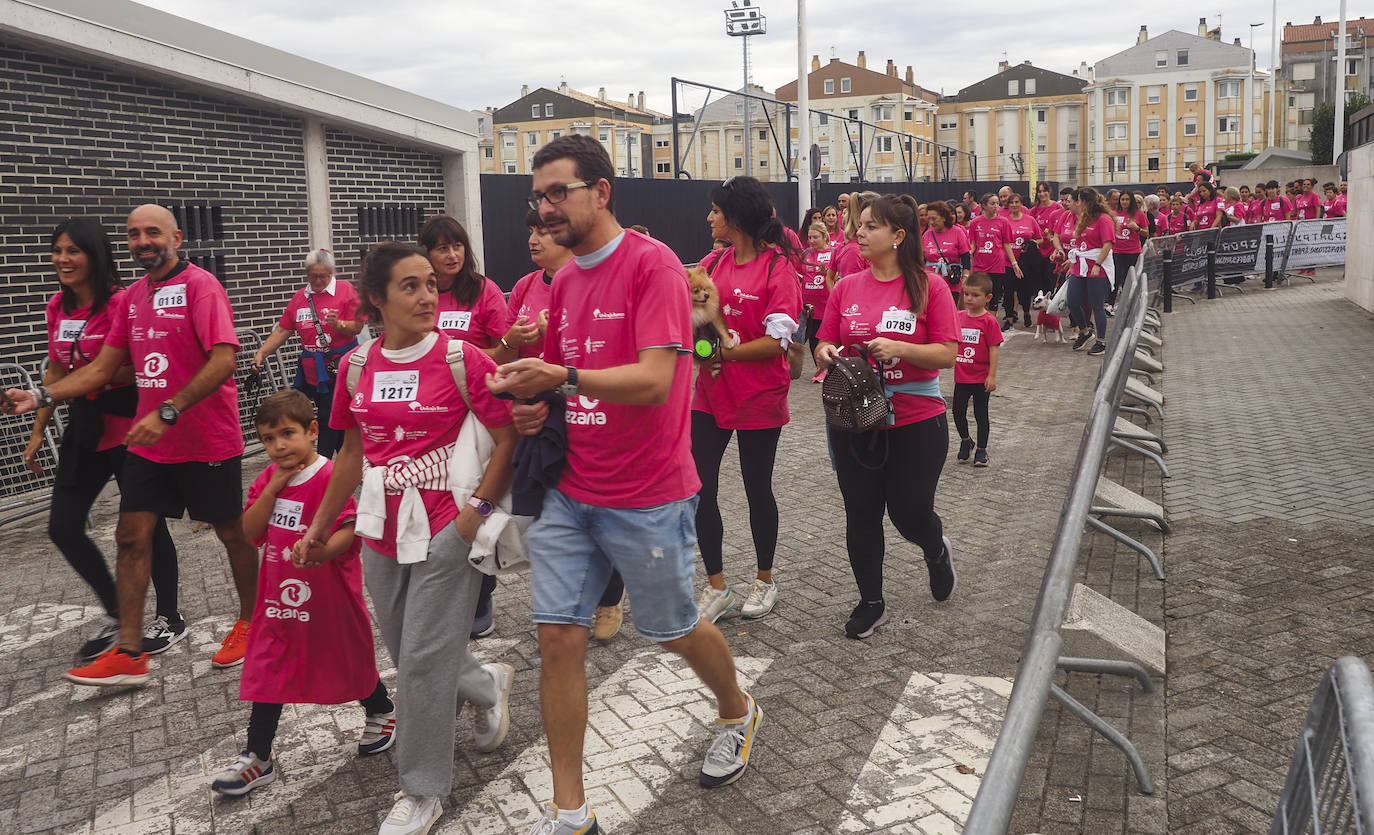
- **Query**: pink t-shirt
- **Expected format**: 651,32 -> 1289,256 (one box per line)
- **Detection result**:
954,309 -> 1004,385
694,248 -> 802,430
435,279 -> 508,349
1071,214 -> 1117,279
1193,199 -> 1223,230
1157,211 -> 1186,235
817,268 -> 959,427
1295,192 -> 1324,220
506,269 -> 555,359
1005,213 -> 1043,253
543,230 -> 701,508
969,214 -> 1014,273
240,457 -> 376,705
330,335 -> 511,557
801,247 -> 834,318
1327,195 -> 1347,217
832,239 -> 868,278
922,226 -> 971,269
1113,210 -> 1147,254
279,280 -> 361,386
1256,196 -> 1293,222
1225,201 -> 1249,225
829,230 -> 845,248
46,289 -> 136,452
104,261 -> 243,464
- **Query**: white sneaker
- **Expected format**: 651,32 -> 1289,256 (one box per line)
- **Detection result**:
473,662 -> 514,753
696,586 -> 737,624
740,579 -> 778,619
699,692 -> 762,788
378,792 -> 442,835
526,802 -> 601,834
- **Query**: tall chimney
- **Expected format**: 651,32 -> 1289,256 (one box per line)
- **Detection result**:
1198,17 -> 1207,37
998,59 -> 1009,73
1137,25 -> 1148,45
597,86 -> 606,102
857,50 -> 866,69
1314,15 -> 1321,24
637,91 -> 645,110
811,54 -> 820,72
905,65 -> 914,84
558,81 -> 568,95
1233,37 -> 1241,45
520,84 -> 529,97
886,59 -> 897,77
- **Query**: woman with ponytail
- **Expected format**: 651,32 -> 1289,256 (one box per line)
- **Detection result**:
814,194 -> 960,640
1065,187 -> 1115,357
693,176 -> 803,624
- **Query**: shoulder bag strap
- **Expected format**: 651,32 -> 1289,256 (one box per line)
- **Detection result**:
445,339 -> 472,410
344,338 -> 376,399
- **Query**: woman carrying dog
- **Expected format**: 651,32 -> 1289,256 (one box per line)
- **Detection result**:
814,194 -> 959,639
693,176 -> 802,624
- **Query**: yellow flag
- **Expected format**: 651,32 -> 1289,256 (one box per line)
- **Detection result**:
1028,102 -> 1037,196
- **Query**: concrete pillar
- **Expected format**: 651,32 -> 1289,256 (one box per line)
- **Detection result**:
444,151 -> 484,270
303,118 -> 331,249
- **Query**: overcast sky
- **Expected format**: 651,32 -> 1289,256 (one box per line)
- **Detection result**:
140,1 -> 1349,117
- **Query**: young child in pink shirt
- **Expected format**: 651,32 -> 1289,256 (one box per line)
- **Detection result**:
953,272 -> 1003,468
210,390 -> 394,797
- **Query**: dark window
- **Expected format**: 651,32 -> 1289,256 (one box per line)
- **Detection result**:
168,204 -> 226,242
356,204 -> 426,239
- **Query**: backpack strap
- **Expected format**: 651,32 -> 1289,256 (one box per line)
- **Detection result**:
344,338 -> 377,398
445,338 -> 472,410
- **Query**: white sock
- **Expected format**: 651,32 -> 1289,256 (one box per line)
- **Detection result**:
558,802 -> 590,823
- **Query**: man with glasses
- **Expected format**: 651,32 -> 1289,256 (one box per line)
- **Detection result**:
488,135 -> 760,835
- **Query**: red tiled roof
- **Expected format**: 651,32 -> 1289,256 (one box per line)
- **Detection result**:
1283,17 -> 1373,50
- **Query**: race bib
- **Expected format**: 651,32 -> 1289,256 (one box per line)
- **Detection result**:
961,327 -> 982,345
296,306 -> 315,323
153,285 -> 186,310
56,319 -> 85,342
879,308 -> 916,335
437,310 -> 472,332
371,370 -> 419,403
270,498 -> 305,532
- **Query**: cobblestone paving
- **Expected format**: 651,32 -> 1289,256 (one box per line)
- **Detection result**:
4,270 -> 1365,834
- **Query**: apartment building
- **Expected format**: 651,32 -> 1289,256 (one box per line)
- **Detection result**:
773,52 -> 939,182
1281,16 -> 1374,153
936,61 -> 1089,184
1088,22 -> 1268,184
481,83 -> 663,177
652,85 -> 790,181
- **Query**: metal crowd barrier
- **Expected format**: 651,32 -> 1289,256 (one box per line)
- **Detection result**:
964,256 -> 1161,832
1271,656 -> 1374,834
233,327 -> 290,457
0,363 -> 60,528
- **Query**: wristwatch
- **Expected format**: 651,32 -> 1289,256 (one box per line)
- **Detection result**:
557,366 -> 579,398
33,386 -> 54,409
157,401 -> 180,426
467,495 -> 494,517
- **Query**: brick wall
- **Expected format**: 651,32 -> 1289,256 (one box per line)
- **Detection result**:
0,40 -> 311,375
325,128 -> 446,282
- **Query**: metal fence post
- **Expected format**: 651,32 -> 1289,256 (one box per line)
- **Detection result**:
1205,241 -> 1218,299
1264,235 -> 1275,289
1161,252 -> 1173,313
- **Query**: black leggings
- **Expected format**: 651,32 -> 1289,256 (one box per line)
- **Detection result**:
296,382 -> 342,460
247,678 -> 392,759
691,411 -> 781,576
993,270 -> 1017,320
805,316 -> 823,359
50,444 -> 178,618
1018,250 -> 1050,316
1110,252 -> 1139,305
600,570 -> 625,607
829,414 -> 948,602
953,382 -> 992,449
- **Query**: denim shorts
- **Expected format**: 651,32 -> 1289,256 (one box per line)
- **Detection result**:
528,489 -> 701,641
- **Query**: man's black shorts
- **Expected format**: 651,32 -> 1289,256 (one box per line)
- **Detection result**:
120,452 -> 242,524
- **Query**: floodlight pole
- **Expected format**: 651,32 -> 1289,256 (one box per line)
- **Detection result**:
795,0 -> 809,220
744,36 -> 751,175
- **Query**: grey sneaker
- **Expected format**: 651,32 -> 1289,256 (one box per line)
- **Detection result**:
473,663 -> 514,753
699,692 -> 762,788
696,586 -> 737,624
210,750 -> 276,796
78,615 -> 119,662
740,579 -> 778,619
526,803 -> 600,835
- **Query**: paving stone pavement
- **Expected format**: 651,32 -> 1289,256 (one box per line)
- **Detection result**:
2,270 -> 1364,834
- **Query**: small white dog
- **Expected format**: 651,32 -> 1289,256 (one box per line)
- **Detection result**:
1031,290 -> 1069,344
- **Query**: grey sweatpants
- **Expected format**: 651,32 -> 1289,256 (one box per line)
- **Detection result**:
363,522 -> 499,797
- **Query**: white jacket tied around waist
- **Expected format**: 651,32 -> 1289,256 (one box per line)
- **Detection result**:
1067,245 -> 1117,287
348,336 -> 530,571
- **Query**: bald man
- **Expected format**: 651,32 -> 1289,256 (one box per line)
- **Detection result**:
4,204 -> 258,686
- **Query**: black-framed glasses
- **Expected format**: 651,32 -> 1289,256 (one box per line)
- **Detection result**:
527,181 -> 592,211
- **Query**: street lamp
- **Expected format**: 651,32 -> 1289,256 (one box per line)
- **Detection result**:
1249,22 -> 1264,153
725,0 -> 766,176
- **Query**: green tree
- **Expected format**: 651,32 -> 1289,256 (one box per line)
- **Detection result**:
1310,92 -> 1372,164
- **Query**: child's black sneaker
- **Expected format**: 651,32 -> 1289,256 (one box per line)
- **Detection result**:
973,448 -> 989,467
